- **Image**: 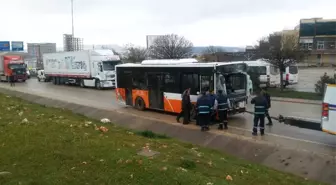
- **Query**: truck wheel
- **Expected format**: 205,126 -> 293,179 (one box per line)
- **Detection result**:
80,79 -> 86,88
95,79 -> 102,90
135,97 -> 145,111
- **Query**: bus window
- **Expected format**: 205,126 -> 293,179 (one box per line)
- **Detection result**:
132,76 -> 146,90
164,73 -> 179,93
201,75 -> 213,92
182,73 -> 199,94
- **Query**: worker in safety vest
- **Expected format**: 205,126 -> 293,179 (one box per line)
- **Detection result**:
196,89 -> 212,131
216,90 -> 230,130
250,89 -> 268,136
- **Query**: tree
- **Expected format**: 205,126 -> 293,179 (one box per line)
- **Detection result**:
204,46 -> 224,54
315,73 -> 335,95
202,46 -> 225,62
123,44 -> 147,63
148,34 -> 193,59
256,31 -> 303,91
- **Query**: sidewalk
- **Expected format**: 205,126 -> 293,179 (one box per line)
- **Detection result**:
271,97 -> 322,105
250,95 -> 321,105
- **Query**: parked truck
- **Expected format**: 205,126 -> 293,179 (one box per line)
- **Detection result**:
0,54 -> 28,82
41,50 -> 121,89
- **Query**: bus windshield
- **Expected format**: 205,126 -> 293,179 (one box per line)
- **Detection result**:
218,63 -> 247,74
102,60 -> 122,71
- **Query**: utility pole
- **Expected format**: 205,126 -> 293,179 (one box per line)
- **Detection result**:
71,0 -> 74,37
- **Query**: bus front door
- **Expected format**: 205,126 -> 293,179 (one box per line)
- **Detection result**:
147,73 -> 164,110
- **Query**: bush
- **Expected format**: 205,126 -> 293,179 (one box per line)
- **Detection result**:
314,73 -> 335,95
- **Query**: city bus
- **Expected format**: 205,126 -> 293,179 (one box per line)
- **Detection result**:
115,59 -> 251,118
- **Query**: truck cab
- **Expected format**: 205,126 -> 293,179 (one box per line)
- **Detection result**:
92,52 -> 121,88
321,84 -> 336,135
0,55 -> 27,82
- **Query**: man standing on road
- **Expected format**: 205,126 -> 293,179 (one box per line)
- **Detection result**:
262,88 -> 272,125
176,88 -> 191,124
251,89 -> 268,136
216,90 -> 230,130
196,89 -> 212,131
9,70 -> 15,87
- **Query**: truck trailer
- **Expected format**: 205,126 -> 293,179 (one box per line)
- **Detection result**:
42,49 -> 121,89
0,54 -> 28,82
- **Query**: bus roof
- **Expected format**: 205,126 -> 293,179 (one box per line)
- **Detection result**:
116,61 -> 247,68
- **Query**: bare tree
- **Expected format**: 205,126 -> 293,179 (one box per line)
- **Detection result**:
256,31 -> 303,91
148,34 -> 193,59
201,46 -> 225,62
123,44 -> 147,63
204,45 -> 224,54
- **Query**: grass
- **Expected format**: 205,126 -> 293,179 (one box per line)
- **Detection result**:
0,93 -> 325,185
267,88 -> 322,100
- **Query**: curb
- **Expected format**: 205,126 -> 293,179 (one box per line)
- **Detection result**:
250,95 -> 322,105
271,97 -> 322,105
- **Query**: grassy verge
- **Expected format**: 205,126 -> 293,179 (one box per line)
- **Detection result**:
267,88 -> 322,101
0,93 -> 324,185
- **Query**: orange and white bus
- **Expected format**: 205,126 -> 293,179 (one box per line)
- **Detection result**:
115,59 -> 251,116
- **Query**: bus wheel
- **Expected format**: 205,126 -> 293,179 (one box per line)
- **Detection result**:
135,97 -> 145,111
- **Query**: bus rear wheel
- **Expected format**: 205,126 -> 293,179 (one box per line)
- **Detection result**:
135,97 -> 145,111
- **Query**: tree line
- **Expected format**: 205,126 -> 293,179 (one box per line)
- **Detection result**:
116,31 -> 307,91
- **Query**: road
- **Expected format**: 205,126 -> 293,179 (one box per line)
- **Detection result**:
1,79 -> 335,155
290,67 -> 335,92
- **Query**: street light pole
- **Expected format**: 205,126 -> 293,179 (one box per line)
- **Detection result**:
71,0 -> 74,37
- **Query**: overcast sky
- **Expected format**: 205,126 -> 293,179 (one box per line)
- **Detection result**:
1,0 -> 335,48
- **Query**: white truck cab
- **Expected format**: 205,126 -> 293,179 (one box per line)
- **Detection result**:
321,84 -> 336,135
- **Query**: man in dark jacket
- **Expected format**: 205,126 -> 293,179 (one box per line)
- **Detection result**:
262,88 -> 272,125
216,90 -> 230,130
251,89 -> 268,136
176,88 -> 191,124
196,90 -> 212,131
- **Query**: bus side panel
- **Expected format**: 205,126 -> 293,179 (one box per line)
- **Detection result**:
163,92 -> 182,113
132,89 -> 149,108
116,88 -> 126,103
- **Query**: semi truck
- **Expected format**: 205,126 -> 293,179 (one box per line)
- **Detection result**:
0,54 -> 28,82
42,49 -> 121,89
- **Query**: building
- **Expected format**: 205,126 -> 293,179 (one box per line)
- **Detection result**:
27,43 -> 57,69
299,18 -> 336,65
63,34 -> 83,52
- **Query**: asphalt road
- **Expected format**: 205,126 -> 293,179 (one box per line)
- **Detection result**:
290,67 -> 335,92
1,79 -> 335,155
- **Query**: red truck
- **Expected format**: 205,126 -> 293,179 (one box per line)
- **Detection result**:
0,54 -> 28,82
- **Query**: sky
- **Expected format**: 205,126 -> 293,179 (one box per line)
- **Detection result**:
1,0 -> 335,48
